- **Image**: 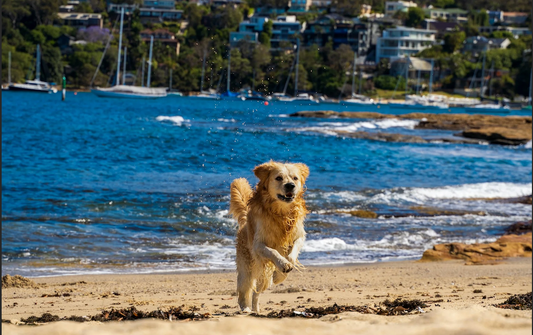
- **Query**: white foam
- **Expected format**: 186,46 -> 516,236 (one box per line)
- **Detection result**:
296,119 -> 419,135
525,141 -> 532,149
156,116 -> 187,126
371,182 -> 532,204
302,238 -> 364,252
217,118 -> 236,123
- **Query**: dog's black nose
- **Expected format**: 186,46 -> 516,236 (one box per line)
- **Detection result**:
284,183 -> 295,191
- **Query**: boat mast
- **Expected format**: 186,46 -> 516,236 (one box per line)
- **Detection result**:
351,51 -> 356,98
226,47 -> 231,93
8,51 -> 11,84
141,55 -> 145,87
405,56 -> 409,98
116,7 -> 124,86
489,60 -> 494,98
416,69 -> 421,95
147,35 -> 154,88
358,62 -> 362,95
35,45 -> 41,81
480,47 -> 486,98
429,59 -> 434,94
529,67 -> 533,105
294,38 -> 300,97
200,47 -> 206,92
122,46 -> 127,85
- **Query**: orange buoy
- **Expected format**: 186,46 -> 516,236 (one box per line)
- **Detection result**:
264,101 -> 269,106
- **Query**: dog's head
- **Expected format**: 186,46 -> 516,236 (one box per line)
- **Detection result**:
253,161 -> 309,205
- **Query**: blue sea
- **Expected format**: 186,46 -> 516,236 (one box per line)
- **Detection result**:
2,92 -> 532,277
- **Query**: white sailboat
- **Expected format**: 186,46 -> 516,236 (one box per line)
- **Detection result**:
342,52 -> 374,106
91,8 -> 167,99
189,48 -> 219,99
8,45 -> 57,93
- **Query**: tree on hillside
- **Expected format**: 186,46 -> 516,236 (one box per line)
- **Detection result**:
26,0 -> 68,28
405,7 -> 425,28
443,31 -> 465,53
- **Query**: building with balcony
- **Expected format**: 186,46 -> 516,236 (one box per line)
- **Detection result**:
271,16 -> 305,50
311,0 -> 330,9
107,3 -> 139,14
288,0 -> 312,13
57,13 -> 103,29
376,26 -> 436,62
140,29 -> 180,55
303,15 -> 379,55
143,0 -> 176,9
478,26 -> 532,38
238,16 -> 269,33
426,8 -> 468,23
462,36 -> 511,55
502,12 -> 529,25
139,8 -> 183,23
421,19 -> 462,39
384,1 -> 417,17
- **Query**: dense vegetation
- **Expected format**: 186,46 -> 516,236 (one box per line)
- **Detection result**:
1,0 -> 532,99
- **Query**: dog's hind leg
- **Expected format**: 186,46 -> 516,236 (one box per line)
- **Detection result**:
237,271 -> 253,312
252,291 -> 260,312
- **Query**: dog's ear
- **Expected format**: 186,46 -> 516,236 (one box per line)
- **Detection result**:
294,163 -> 309,183
253,161 -> 276,182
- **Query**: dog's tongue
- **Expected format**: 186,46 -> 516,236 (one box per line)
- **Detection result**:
286,192 -> 293,198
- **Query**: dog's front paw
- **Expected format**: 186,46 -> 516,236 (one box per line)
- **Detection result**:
281,261 -> 293,273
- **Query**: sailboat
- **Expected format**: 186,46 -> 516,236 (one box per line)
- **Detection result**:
464,49 -> 510,113
389,57 -> 448,110
343,52 -> 375,106
91,8 -> 167,99
219,47 -> 244,101
8,45 -> 57,93
189,48 -> 219,99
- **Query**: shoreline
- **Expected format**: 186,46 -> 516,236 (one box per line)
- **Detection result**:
2,259 -> 531,323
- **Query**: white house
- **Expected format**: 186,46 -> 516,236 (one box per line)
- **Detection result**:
384,1 -> 417,17
376,26 -> 436,62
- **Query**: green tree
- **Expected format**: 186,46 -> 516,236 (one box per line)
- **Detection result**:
443,31 -> 465,53
405,7 -> 426,28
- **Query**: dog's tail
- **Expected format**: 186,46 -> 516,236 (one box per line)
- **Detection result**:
229,178 -> 253,228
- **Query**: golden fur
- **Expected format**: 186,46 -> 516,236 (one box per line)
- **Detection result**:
229,161 -> 309,312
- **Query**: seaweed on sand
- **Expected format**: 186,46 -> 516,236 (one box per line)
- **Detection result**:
494,292 -> 532,310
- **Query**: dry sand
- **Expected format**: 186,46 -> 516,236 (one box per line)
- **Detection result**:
2,258 -> 532,334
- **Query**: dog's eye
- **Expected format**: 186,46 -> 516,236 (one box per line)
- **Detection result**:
293,176 -> 298,181
275,176 -> 283,181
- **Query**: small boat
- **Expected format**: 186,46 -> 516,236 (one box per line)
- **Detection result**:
8,46 -> 57,94
290,93 -> 319,104
269,93 -> 293,101
91,8 -> 167,99
343,94 -> 375,105
464,104 -> 510,114
91,85 -> 167,99
188,92 -> 220,99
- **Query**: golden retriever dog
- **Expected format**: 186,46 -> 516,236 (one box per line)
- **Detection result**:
229,161 -> 309,312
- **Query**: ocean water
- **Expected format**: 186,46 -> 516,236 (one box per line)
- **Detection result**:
2,92 -> 532,277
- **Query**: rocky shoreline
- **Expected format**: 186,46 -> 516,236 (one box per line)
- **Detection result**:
290,111 -> 532,145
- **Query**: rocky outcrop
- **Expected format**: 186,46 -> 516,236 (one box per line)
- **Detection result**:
505,221 -> 532,235
420,233 -> 532,264
290,111 -> 532,145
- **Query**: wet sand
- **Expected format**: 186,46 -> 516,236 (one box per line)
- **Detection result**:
2,258 -> 531,334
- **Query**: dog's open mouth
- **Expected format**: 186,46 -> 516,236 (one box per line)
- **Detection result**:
277,193 -> 294,202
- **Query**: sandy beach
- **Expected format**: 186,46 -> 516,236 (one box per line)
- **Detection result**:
2,258 -> 531,334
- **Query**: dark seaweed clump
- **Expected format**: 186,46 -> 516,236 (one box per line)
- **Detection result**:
17,306 -> 211,324
258,299 -> 429,318
494,292 -> 532,310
